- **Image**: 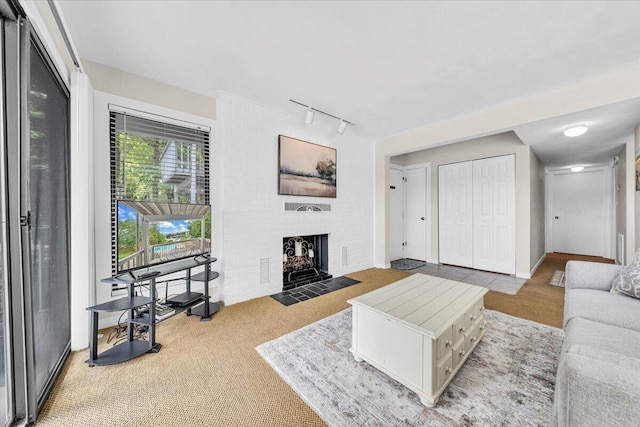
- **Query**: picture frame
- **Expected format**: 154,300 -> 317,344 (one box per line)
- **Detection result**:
636,151 -> 640,191
278,135 -> 337,198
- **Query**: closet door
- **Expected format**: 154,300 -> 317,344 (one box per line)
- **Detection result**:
472,155 -> 515,274
438,161 -> 473,268
405,166 -> 427,261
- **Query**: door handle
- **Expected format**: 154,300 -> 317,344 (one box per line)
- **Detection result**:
554,216 -> 559,219
420,217 -> 425,221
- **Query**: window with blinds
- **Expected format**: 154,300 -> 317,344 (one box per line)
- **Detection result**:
109,110 -> 210,274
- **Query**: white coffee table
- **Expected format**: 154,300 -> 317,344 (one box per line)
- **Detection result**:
347,273 -> 488,407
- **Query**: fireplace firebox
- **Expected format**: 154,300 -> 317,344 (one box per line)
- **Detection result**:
282,234 -> 330,290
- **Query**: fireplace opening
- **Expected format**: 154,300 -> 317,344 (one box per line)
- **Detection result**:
282,234 -> 331,290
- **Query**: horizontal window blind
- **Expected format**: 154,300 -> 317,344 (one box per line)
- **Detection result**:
109,110 -> 210,275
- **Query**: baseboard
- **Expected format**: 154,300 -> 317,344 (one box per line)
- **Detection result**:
515,272 -> 532,280
427,258 -> 439,264
374,263 -> 391,269
530,253 -> 546,278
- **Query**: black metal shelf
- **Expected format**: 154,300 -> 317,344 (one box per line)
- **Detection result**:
87,296 -> 153,313
87,254 -> 220,366
85,340 -> 158,367
191,270 -> 219,282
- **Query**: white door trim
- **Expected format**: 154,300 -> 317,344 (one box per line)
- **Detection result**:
545,165 -> 614,259
390,164 -> 405,261
388,162 -> 432,263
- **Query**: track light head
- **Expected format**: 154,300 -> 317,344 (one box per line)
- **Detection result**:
305,108 -> 314,124
337,119 -> 348,135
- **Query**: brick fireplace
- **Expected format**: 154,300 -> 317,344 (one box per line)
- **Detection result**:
282,234 -> 331,290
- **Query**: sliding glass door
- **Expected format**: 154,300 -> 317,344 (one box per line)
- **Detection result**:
0,1 -> 71,423
24,34 -> 71,410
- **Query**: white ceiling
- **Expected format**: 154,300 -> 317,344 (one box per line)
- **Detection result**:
58,0 -> 640,166
514,97 -> 640,168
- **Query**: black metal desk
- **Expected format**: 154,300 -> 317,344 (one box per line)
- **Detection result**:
86,254 -> 218,366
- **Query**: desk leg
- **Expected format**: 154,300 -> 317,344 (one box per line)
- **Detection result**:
185,269 -> 193,316
192,267 -> 219,321
148,278 -> 161,353
88,311 -> 98,366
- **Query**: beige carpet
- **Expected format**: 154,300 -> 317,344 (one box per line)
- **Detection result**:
37,254 -> 611,426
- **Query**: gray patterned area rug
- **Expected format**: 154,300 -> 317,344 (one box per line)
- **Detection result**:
256,308 -> 564,426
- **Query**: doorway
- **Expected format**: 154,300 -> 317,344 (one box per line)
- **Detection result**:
547,167 -> 612,258
389,163 -> 431,263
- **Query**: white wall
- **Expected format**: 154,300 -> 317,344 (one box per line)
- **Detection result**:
393,132 -> 532,277
615,141 -> 636,264
529,150 -> 545,274
69,71 -> 95,350
83,60 -> 216,120
218,94 -> 375,305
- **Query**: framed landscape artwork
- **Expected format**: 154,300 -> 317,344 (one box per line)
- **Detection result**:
278,135 -> 336,198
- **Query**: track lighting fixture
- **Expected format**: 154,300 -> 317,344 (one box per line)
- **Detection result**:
305,108 -> 315,124
289,99 -> 354,135
337,119 -> 348,135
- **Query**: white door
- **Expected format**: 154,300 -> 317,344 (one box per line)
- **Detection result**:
438,161 -> 473,268
473,155 -> 515,274
551,169 -> 606,257
405,166 -> 427,261
390,167 -> 405,261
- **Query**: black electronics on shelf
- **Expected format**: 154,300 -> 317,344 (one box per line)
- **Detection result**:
86,254 -> 219,366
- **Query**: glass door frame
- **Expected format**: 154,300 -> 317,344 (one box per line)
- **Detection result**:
19,21 -> 71,424
2,0 -> 72,423
2,0 -> 24,424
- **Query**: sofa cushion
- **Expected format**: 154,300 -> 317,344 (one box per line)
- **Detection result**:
561,317 -> 640,358
564,289 -> 640,332
565,261 -> 621,291
611,256 -> 640,299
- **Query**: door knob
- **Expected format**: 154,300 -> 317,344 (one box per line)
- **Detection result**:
420,217 -> 425,221
554,216 -> 559,219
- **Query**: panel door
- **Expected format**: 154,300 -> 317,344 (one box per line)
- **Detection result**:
551,169 -> 606,257
438,161 -> 473,268
389,167 -> 405,261
472,155 -> 515,274
406,167 -> 427,261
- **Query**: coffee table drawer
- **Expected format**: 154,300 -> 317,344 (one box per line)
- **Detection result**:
436,328 -> 454,360
436,351 -> 453,390
453,315 -> 469,343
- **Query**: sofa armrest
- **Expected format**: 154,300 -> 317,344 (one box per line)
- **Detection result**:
553,345 -> 640,426
565,261 -> 621,291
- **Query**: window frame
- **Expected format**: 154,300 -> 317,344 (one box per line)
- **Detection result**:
108,107 -> 211,276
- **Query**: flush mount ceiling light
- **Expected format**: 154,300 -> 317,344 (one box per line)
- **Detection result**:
289,99 -> 354,135
563,126 -> 588,137
571,166 -> 585,172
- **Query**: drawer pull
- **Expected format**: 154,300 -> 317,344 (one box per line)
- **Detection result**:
459,350 -> 466,357
470,336 -> 476,343
445,367 -> 451,375
480,325 -> 485,331
480,306 -> 484,311
445,340 -> 452,348
459,326 -> 465,333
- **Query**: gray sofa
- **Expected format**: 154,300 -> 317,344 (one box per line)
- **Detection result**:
553,261 -> 640,426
